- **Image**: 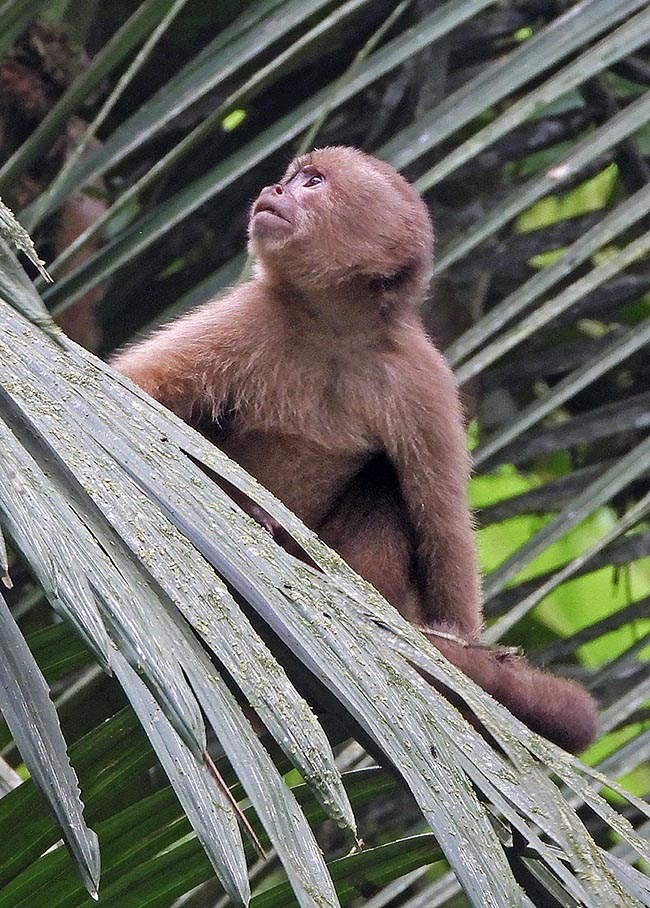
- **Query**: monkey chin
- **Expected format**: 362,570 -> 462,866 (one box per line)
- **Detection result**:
249,211 -> 294,250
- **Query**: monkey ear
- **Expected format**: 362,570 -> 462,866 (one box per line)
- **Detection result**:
368,259 -> 427,314
368,259 -> 417,295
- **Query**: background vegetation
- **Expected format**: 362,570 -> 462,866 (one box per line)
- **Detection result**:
0,1 -> 649,906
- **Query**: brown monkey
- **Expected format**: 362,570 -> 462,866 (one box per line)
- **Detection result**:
112,147 -> 597,752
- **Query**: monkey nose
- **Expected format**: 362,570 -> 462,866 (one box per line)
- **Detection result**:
272,184 -> 284,195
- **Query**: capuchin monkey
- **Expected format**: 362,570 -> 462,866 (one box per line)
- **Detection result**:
112,146 -> 597,752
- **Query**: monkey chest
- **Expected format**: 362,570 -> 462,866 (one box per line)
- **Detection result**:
214,427 -> 371,529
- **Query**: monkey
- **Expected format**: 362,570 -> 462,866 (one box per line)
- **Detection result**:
111,146 -> 597,753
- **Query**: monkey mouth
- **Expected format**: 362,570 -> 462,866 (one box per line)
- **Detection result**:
252,200 -> 292,225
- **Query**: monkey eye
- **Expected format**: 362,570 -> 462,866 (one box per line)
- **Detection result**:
303,172 -> 324,188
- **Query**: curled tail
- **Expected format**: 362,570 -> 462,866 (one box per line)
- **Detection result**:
423,628 -> 598,753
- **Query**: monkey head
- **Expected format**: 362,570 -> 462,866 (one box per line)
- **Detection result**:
248,146 -> 434,309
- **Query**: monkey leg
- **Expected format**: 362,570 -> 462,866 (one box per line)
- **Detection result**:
318,455 -> 424,623
196,458 -> 597,753
185,456 -> 320,567
318,464 -> 597,753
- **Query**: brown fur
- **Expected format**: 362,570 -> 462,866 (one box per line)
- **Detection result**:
112,147 -> 597,752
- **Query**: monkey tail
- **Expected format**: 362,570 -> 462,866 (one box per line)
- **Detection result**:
422,629 -> 598,754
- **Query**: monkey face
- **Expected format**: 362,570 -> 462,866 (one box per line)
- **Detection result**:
248,146 -> 434,307
249,162 -> 327,249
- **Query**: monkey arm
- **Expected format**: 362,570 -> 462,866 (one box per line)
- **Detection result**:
380,337 -> 483,638
111,298 -> 242,424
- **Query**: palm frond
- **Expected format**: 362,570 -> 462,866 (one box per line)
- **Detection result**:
1,2 -> 649,906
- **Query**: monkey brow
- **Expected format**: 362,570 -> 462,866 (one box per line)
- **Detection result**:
283,166 -> 301,183
284,155 -> 319,184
